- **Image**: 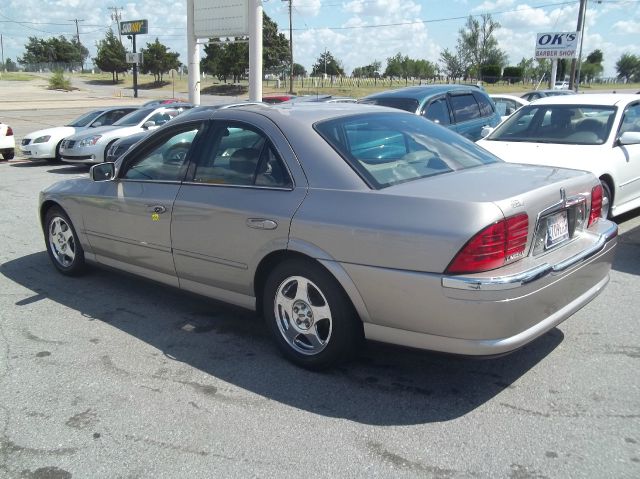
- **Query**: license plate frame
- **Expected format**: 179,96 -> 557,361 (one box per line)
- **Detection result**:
545,210 -> 569,249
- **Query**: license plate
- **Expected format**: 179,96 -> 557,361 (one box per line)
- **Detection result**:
545,211 -> 569,249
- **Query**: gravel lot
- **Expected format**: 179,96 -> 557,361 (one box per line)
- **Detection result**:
0,100 -> 639,478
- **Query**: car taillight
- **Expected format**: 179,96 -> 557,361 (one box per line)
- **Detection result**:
588,184 -> 602,226
446,213 -> 529,274
6,127 -> 13,136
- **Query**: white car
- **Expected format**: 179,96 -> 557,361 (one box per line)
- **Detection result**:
60,105 -> 190,164
0,120 -> 15,160
489,94 -> 529,122
554,81 -> 570,90
20,107 -> 138,161
478,94 -> 640,218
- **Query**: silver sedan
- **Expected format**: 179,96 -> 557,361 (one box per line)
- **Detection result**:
39,104 -> 617,369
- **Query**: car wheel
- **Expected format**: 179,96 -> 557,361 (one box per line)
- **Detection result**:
263,258 -> 362,370
104,140 -> 117,162
49,140 -> 64,163
4,149 -> 15,160
600,181 -> 612,219
44,207 -> 86,276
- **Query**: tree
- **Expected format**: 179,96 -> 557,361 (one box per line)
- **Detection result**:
141,38 -> 181,85
616,53 -> 640,82
292,63 -> 307,77
517,57 -> 535,83
352,60 -> 381,78
4,58 -> 18,72
439,48 -> 466,80
457,14 -> 507,79
580,49 -> 604,83
586,49 -> 603,65
93,29 -> 128,83
18,35 -> 87,70
311,50 -> 344,76
201,13 -> 289,83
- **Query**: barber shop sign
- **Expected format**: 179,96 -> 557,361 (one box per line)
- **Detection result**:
535,32 -> 580,59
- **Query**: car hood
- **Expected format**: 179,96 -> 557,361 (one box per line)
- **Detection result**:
24,126 -> 79,140
476,139 -> 608,174
67,125 -> 139,141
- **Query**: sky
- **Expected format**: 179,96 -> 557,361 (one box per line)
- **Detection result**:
1,0 -> 638,77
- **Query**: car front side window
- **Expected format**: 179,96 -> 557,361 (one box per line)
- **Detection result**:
121,125 -> 202,181
423,97 -> 451,125
449,93 -> 481,123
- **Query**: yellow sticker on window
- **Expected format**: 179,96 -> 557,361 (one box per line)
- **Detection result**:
151,213 -> 160,221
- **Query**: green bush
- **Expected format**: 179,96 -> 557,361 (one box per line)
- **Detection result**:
48,70 -> 72,90
480,65 -> 501,84
502,66 -> 523,83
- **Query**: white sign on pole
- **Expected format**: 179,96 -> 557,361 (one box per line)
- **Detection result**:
193,0 -> 249,38
126,52 -> 143,64
535,32 -> 580,59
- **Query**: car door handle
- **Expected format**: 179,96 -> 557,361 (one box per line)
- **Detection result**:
146,204 -> 167,214
246,218 -> 278,230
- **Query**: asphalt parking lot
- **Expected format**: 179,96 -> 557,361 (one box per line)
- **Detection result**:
1,105 -> 639,478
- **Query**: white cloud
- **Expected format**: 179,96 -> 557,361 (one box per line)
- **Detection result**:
613,20 -> 640,35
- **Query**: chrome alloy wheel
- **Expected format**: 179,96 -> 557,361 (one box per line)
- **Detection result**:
274,276 -> 333,356
48,216 -> 76,268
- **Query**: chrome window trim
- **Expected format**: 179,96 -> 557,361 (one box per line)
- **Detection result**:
181,181 -> 295,192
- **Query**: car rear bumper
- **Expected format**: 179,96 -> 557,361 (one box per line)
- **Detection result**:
341,219 -> 617,356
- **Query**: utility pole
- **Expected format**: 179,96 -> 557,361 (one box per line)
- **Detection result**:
1,34 -> 4,72
569,0 -> 587,91
282,0 -> 293,94
108,7 -> 124,42
68,19 -> 85,71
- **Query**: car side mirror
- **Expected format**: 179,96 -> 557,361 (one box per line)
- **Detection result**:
617,131 -> 640,146
143,121 -> 155,129
91,122 -> 102,128
480,126 -> 494,138
90,162 -> 116,182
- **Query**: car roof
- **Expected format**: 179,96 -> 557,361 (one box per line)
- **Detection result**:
363,84 -> 482,101
525,93 -> 639,106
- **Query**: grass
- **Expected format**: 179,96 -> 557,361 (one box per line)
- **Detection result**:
48,70 -> 73,91
0,71 -> 37,81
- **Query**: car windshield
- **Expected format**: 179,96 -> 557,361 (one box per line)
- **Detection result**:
359,97 -> 420,113
66,110 -> 104,127
487,104 -> 616,145
113,108 -> 155,126
315,113 -> 500,189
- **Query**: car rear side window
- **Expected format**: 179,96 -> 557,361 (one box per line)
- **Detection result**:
359,97 -> 420,113
191,124 -> 292,188
423,97 -> 451,125
449,94 -> 481,122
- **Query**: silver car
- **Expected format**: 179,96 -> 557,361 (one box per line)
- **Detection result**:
39,104 -> 617,369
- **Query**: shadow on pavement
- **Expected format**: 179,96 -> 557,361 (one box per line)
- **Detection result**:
46,165 -> 90,175
1,252 -> 563,426
612,221 -> 640,276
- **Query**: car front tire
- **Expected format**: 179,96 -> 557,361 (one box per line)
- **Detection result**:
44,206 -> 86,276
263,258 -> 362,370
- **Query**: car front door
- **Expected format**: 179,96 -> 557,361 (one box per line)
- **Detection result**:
422,96 -> 453,129
612,102 -> 640,208
448,92 -> 485,140
170,117 -> 307,307
81,121 -> 205,286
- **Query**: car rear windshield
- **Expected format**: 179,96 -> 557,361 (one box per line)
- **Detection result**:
487,104 -> 616,145
113,108 -> 155,126
359,97 -> 420,113
314,113 -> 501,189
67,110 -> 104,127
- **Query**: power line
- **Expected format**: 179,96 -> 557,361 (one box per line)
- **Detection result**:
108,6 -> 124,42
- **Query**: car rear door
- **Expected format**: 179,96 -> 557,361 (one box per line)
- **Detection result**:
447,91 -> 486,140
612,101 -> 640,208
170,116 -> 307,305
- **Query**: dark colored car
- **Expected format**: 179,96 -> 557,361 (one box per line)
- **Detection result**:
262,94 -> 297,104
360,85 -> 501,141
521,90 -> 576,102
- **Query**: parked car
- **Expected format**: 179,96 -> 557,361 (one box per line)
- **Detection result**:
360,85 -> 502,140
20,107 -> 139,161
477,94 -> 640,218
0,120 -> 15,160
105,102 -> 267,163
489,94 -> 529,121
40,103 -> 617,369
554,81 -> 570,90
262,94 -> 296,104
59,104 -> 192,164
521,89 -> 575,102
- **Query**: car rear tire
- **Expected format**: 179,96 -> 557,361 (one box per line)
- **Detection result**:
263,258 -> 362,370
44,206 -> 86,276
2,149 -> 14,160
600,180 -> 612,219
